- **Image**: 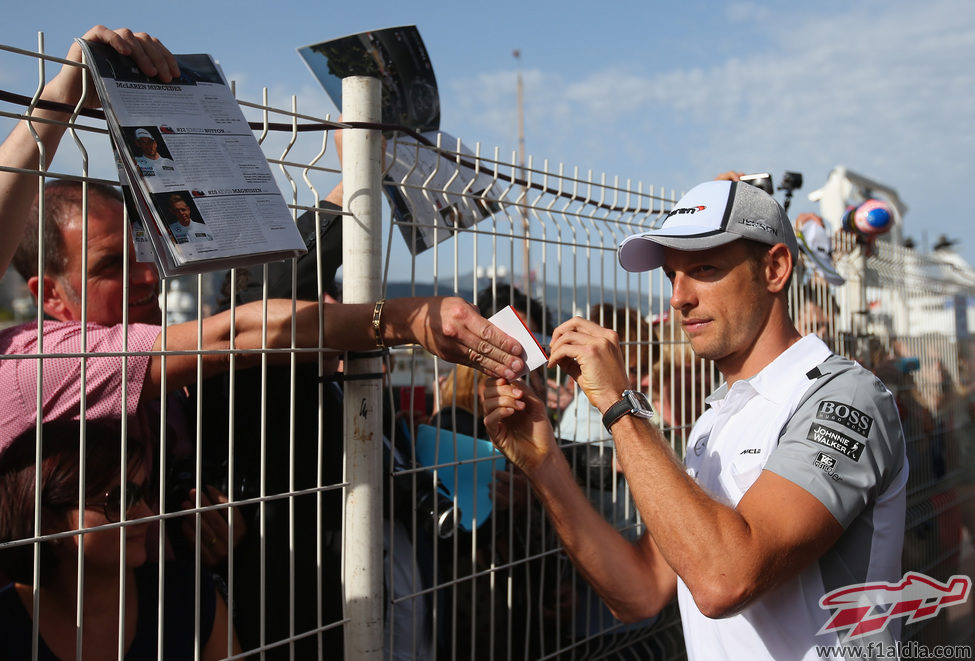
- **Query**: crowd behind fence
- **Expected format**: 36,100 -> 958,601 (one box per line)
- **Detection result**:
0,36 -> 972,660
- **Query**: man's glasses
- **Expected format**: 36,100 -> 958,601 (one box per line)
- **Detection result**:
88,481 -> 154,523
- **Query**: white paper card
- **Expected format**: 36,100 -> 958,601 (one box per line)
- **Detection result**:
488,305 -> 548,377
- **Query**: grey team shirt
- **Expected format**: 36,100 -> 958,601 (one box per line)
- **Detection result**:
765,353 -> 908,528
678,336 -> 908,661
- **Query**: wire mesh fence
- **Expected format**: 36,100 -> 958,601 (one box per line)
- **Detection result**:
0,35 -> 972,660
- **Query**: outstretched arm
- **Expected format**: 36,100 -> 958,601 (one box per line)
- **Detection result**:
483,377 -> 677,621
0,26 -> 179,275
143,296 -> 525,397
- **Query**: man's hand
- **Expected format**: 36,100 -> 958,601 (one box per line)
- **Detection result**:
47,26 -> 180,110
483,377 -> 557,474
395,297 -> 525,380
713,171 -> 743,182
548,317 -> 631,414
0,26 -> 179,277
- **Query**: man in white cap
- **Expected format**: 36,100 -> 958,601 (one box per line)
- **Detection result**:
133,126 -> 177,179
483,179 -> 908,659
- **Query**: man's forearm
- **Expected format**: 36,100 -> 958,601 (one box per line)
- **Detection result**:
609,416 -> 744,573
144,297 -> 432,397
143,294 -> 522,396
144,299 -> 324,397
526,445 -> 677,621
0,87 -> 74,274
609,415 -> 801,615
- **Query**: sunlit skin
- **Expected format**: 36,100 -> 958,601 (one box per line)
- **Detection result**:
27,190 -> 161,326
662,241 -> 799,385
170,198 -> 193,227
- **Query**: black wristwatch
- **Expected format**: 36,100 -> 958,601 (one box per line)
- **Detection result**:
602,390 -> 655,433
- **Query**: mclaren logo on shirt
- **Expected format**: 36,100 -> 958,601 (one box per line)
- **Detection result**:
807,423 -> 864,461
816,401 -> 873,437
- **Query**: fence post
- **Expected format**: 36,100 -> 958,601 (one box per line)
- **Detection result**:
341,75 -> 384,659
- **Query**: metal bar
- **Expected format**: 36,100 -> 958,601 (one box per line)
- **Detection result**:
341,75 -> 384,660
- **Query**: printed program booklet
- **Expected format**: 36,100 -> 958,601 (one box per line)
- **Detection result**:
297,26 -> 502,255
78,39 -> 306,277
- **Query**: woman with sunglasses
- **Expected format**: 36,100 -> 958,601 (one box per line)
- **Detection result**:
0,419 -> 239,659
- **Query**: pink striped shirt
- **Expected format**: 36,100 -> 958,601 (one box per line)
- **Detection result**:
0,321 -> 159,451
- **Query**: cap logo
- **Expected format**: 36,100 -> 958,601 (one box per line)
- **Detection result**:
666,205 -> 706,218
739,218 -> 777,236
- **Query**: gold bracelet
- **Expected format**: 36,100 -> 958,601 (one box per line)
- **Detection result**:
372,299 -> 386,349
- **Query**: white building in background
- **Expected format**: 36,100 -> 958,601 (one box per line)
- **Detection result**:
810,166 -> 975,340
808,166 -> 909,247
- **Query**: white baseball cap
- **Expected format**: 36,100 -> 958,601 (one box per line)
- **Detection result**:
134,128 -> 154,140
618,180 -> 798,272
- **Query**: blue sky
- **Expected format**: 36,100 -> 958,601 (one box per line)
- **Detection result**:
2,0 -> 974,268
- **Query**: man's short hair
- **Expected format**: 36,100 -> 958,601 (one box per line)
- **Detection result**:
741,238 -> 795,293
12,180 -> 123,282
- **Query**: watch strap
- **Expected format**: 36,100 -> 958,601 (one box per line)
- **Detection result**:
602,397 -> 635,433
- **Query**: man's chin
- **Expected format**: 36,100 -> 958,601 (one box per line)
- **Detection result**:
686,338 -> 719,362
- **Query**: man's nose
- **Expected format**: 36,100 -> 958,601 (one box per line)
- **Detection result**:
669,273 -> 694,311
129,258 -> 159,288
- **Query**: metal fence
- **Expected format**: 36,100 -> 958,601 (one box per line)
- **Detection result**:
0,37 -> 972,660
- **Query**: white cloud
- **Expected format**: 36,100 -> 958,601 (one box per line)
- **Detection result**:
443,0 -> 975,254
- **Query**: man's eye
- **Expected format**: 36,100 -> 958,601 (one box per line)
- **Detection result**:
90,257 -> 124,277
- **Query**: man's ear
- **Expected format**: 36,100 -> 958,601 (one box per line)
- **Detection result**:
765,244 -> 793,294
28,274 -> 76,321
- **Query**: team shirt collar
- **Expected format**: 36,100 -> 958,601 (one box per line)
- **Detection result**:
705,335 -> 832,408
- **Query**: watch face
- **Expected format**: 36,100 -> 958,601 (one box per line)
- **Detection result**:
624,390 -> 654,417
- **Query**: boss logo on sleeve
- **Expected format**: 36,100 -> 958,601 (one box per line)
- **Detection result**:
816,401 -> 873,437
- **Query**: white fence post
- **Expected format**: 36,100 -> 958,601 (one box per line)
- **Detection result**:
341,75 -> 384,659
